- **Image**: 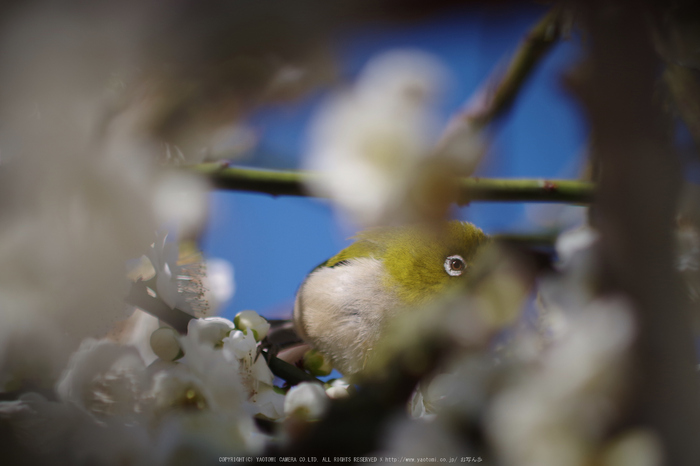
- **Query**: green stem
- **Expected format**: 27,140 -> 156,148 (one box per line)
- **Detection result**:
456,177 -> 594,204
191,163 -> 594,204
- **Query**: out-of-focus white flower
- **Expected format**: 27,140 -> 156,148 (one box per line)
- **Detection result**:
487,298 -> 635,466
406,346 -> 493,422
538,225 -> 601,340
0,392 -> 155,465
325,378 -> 351,400
376,415 -> 471,457
234,310 -> 271,342
154,410 -> 261,464
56,339 -> 149,422
206,124 -> 259,161
284,382 -> 328,420
555,225 -> 600,270
152,172 -> 209,238
206,258 -> 236,308
305,49 -> 478,227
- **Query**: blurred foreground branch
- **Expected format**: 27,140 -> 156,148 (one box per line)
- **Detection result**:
191,163 -> 594,204
576,1 -> 700,464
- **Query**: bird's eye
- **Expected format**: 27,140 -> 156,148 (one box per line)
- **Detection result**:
444,255 -> 466,277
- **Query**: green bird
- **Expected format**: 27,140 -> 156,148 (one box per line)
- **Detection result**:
293,220 -> 488,375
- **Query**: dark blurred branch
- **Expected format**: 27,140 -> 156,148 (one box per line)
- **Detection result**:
191,163 -> 594,204
575,1 -> 700,464
193,164 -> 312,197
264,352 -> 321,386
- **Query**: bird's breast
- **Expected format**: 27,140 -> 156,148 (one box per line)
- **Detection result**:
293,257 -> 400,374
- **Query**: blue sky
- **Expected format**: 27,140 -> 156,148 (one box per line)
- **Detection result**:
200,4 -> 587,321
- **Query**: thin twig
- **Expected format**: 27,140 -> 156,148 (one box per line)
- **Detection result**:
455,176 -> 593,204
465,7 -> 562,129
191,163 -> 594,204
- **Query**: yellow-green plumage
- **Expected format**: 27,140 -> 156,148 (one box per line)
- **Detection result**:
325,222 -> 488,304
294,221 -> 488,374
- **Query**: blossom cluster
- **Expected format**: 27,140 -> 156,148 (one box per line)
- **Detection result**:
0,2 -> 696,464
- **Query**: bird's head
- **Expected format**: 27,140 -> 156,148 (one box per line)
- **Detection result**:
324,221 -> 488,305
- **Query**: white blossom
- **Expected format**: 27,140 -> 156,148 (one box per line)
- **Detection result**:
152,172 -> 209,238
56,339 -> 149,422
234,310 -> 271,342
148,318 -> 286,421
304,49 -> 477,227
375,415 -> 470,458
487,298 -> 635,466
284,382 -> 328,420
187,317 -> 236,347
0,392 -> 155,465
221,330 -> 285,419
325,378 -> 351,400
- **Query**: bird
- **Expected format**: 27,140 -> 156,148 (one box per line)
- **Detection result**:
293,220 -> 488,375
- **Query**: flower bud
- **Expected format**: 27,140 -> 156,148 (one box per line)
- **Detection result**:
234,310 -> 270,342
303,349 -> 333,377
150,327 -> 184,361
284,382 -> 328,420
325,379 -> 351,399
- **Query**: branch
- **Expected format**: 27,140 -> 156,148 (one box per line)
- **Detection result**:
192,163 -> 594,204
193,10 -> 568,203
458,7 -> 562,129
264,352 -> 321,385
456,177 -> 593,204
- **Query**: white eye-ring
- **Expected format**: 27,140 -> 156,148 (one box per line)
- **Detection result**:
444,255 -> 466,277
